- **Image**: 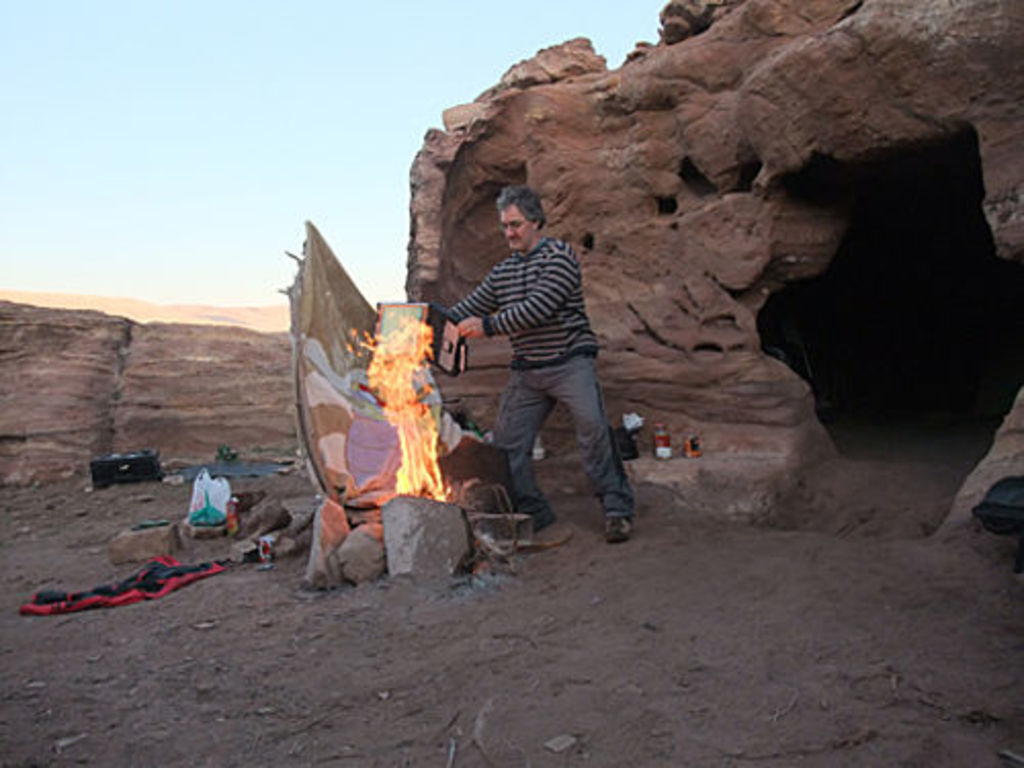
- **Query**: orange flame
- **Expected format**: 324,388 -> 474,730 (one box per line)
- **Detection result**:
366,315 -> 449,502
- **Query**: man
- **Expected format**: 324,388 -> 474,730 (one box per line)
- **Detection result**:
448,185 -> 635,543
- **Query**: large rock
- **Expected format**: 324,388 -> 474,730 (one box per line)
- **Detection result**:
483,36 -> 607,94
406,0 -> 1024,514
108,523 -> 181,565
336,523 -> 386,584
303,497 -> 351,589
735,0 -> 1024,264
382,496 -> 472,579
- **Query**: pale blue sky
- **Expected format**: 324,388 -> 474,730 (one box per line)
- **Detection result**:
1,2 -> 660,307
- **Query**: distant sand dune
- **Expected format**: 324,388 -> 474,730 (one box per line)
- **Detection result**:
0,290 -> 290,333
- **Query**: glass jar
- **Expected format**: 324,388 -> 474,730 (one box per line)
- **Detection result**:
653,423 -> 671,459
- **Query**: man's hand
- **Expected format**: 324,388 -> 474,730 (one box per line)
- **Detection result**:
457,316 -> 486,339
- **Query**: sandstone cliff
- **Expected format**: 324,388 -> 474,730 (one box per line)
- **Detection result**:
0,301 -> 295,484
407,0 -> 1024,515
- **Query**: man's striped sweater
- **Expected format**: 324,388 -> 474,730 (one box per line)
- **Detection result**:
449,237 -> 598,369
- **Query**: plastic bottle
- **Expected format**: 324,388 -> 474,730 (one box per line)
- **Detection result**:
225,496 -> 240,536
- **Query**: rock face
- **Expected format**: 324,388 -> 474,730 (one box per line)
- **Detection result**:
114,322 -> 294,461
944,387 -> 1024,532
407,0 -> 1024,504
1,302 -> 129,484
0,301 -> 295,485
659,0 -> 741,44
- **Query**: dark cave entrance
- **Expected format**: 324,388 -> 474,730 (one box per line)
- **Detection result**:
759,128 -> 1024,436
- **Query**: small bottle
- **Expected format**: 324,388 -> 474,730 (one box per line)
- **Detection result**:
225,496 -> 240,536
653,423 -> 672,459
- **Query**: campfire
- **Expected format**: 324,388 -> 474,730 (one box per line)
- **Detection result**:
365,311 -> 535,559
292,225 -> 532,589
366,313 -> 449,503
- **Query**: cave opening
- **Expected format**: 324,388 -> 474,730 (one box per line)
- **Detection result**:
759,128 -> 1024,440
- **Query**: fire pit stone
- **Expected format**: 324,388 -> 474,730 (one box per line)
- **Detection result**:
381,496 -> 472,579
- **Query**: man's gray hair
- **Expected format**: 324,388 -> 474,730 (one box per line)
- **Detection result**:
496,185 -> 546,228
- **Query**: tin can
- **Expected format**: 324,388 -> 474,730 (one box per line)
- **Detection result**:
258,534 -> 274,564
684,435 -> 702,458
653,423 -> 672,459
225,496 -> 239,537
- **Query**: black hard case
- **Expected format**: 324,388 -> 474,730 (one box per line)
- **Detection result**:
90,449 -> 163,488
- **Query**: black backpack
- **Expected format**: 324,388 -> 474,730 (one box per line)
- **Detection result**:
972,476 -> 1024,573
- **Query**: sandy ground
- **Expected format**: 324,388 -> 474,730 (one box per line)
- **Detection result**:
1,418 -> 1022,767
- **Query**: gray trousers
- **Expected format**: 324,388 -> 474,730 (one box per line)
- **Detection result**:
493,355 -> 634,523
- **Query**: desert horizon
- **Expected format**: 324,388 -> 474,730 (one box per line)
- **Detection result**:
0,289 -> 291,333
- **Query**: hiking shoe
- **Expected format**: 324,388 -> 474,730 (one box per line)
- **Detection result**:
604,516 -> 633,544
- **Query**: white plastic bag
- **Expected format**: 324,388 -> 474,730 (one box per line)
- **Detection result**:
187,468 -> 231,526
622,412 -> 644,433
